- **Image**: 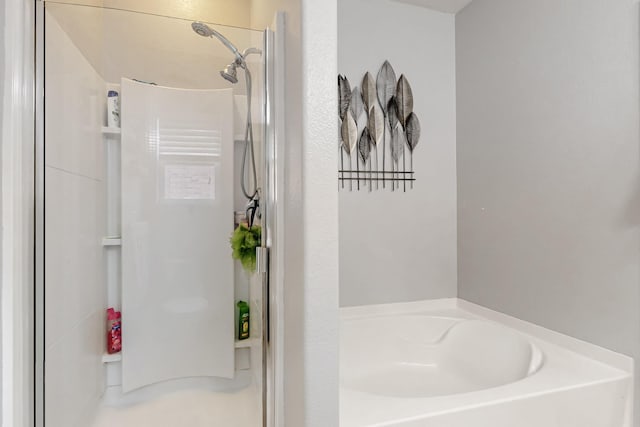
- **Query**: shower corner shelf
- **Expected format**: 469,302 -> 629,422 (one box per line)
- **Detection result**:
234,338 -> 259,349
102,126 -> 121,136
102,352 -> 122,363
234,134 -> 245,141
102,237 -> 122,246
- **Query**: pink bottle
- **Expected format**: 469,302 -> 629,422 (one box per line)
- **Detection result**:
106,308 -> 122,354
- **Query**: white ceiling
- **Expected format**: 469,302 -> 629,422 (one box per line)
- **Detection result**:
390,0 -> 473,14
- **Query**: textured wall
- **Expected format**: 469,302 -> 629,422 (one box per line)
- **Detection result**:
456,0 -> 640,424
339,0 -> 457,307
0,0 -> 5,412
252,1 -> 340,426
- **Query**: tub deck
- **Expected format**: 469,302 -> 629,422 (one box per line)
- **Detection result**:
340,299 -> 633,427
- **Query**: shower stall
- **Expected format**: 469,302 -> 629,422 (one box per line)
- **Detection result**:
33,2 -> 280,426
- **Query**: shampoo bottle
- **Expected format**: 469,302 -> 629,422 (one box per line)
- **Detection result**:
237,301 -> 250,340
107,90 -> 120,128
106,308 -> 122,354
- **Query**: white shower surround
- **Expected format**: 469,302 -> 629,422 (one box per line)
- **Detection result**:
340,299 -> 633,427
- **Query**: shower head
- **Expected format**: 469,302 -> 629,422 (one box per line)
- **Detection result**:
191,21 -> 243,61
220,63 -> 239,84
191,21 -> 214,37
191,21 -> 262,85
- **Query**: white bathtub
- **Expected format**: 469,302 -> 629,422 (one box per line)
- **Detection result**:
340,299 -> 633,427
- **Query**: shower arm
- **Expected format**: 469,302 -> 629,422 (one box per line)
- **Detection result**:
209,32 -> 262,68
242,48 -> 262,58
235,48 -> 263,69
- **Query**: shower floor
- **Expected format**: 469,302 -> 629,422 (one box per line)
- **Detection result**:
92,384 -> 261,427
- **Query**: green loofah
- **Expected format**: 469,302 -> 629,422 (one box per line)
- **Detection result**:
230,224 -> 262,273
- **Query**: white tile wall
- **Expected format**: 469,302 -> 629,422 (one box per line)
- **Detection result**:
45,167 -> 105,349
45,15 -> 105,181
43,10 -> 263,422
45,311 -> 105,427
44,11 -> 107,427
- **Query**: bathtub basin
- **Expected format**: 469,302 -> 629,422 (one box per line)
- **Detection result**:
341,316 -> 542,399
340,299 -> 633,427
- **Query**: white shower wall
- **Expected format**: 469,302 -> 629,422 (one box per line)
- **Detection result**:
338,0 -> 457,306
43,7 -> 266,424
44,12 -> 107,427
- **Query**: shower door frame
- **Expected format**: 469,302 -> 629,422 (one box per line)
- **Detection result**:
1,0 -> 37,426
32,3 -> 283,426
263,12 -> 286,427
34,2 -> 45,427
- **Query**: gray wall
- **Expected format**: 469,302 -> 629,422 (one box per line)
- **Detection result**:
339,0 -> 457,306
456,0 -> 640,424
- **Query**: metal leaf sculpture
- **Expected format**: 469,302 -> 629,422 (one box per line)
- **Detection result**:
337,65 -> 419,191
376,61 -> 397,115
390,124 -> 406,191
337,75 -> 344,117
350,86 -> 364,120
368,104 -> 384,190
358,127 -> 372,191
387,97 -> 399,130
341,111 -> 358,155
361,72 -> 377,111
396,75 -> 413,127
391,124 -> 405,162
338,75 -> 352,121
358,127 -> 371,163
339,117 -> 345,189
405,112 -> 421,189
368,104 -> 384,146
405,112 -> 421,152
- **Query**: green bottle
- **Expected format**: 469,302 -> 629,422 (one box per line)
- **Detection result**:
237,301 -> 250,340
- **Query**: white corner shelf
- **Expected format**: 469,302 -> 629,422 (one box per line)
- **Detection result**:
234,338 -> 260,349
234,134 -> 246,142
102,352 -> 122,363
102,126 -> 121,136
102,237 -> 122,246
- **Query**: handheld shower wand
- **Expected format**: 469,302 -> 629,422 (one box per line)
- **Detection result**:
191,22 -> 243,61
191,21 -> 262,224
191,22 -> 262,83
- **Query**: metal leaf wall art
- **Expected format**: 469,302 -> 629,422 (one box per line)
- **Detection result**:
396,75 -> 413,127
350,86 -> 364,120
405,112 -> 421,189
341,111 -> 358,191
337,61 -> 422,192
341,112 -> 358,155
361,72 -> 377,111
376,61 -> 396,114
338,75 -> 352,121
358,128 -> 372,191
368,104 -> 384,189
387,97 -> 399,130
